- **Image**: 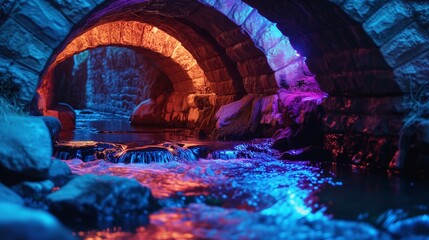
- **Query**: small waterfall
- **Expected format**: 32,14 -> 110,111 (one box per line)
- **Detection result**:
113,143 -> 198,164
207,150 -> 241,160
114,147 -> 174,164
54,142 -> 124,162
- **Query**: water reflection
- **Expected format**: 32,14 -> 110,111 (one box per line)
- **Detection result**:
61,113 -> 429,239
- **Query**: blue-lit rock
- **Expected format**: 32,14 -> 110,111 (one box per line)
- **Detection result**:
46,174 -> 159,228
41,116 -> 62,142
0,115 -> 52,181
11,180 -> 54,198
0,202 -> 73,240
48,159 -> 73,187
387,215 -> 429,238
0,182 -> 24,205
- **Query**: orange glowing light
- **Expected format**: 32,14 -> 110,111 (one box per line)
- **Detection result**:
38,20 -> 210,111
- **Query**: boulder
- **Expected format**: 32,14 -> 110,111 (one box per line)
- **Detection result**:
214,95 -> 260,140
0,183 -> 24,205
130,99 -> 165,126
0,202 -> 73,240
395,119 -> 429,171
48,159 -> 72,186
44,103 -> 76,130
11,180 -> 54,198
47,174 -> 159,228
41,116 -> 62,142
0,115 -> 53,182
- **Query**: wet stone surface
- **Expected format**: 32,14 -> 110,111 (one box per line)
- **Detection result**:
50,113 -> 429,239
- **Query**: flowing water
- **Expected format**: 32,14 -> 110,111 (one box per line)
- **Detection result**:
56,111 -> 429,239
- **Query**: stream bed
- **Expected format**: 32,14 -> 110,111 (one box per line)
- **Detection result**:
56,111 -> 429,239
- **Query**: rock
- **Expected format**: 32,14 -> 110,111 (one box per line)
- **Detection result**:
0,182 -> 24,205
11,180 -> 54,198
47,174 -> 159,228
44,103 -> 76,130
272,127 -> 293,150
281,146 -> 332,161
396,119 -> 429,172
48,159 -> 72,186
0,202 -> 73,240
387,215 -> 429,239
41,116 -> 62,142
214,95 -> 260,140
130,99 -> 165,126
0,115 -> 53,183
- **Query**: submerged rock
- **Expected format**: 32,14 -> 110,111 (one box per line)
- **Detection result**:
0,202 -> 73,240
0,182 -> 24,205
0,115 -> 52,182
46,174 -> 159,228
281,146 -> 332,161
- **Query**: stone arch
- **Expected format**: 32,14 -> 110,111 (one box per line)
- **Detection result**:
38,20 -> 211,108
1,0 -> 428,162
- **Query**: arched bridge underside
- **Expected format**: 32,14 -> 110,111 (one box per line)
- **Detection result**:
0,0 -> 428,164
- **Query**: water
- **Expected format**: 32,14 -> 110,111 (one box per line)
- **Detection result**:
56,112 -> 429,239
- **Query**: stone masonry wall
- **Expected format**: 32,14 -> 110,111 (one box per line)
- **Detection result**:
54,46 -> 172,116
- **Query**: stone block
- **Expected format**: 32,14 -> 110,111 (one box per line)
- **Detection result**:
0,56 -> 39,105
323,113 -> 403,136
342,0 -> 387,22
243,74 -> 277,94
266,37 -> 299,71
7,0 -> 71,47
206,68 -> 231,82
187,65 -> 204,79
199,56 -> 226,71
120,21 -> 144,46
322,96 -> 408,115
317,69 -> 399,96
214,0 -> 236,16
171,46 -> 198,71
381,23 -> 429,67
194,45 -> 218,60
237,56 -> 272,77
242,10 -> 270,39
210,81 -> 236,95
226,40 -> 264,62
394,50 -> 429,94
410,2 -> 429,27
256,23 -> 283,53
215,28 -> 248,48
50,0 -> 96,23
229,1 -> 254,25
363,0 -> 413,46
0,19 -> 52,72
95,23 -> 111,45
198,0 -> 216,7
161,36 -> 180,58
109,21 -> 123,43
274,60 -> 306,88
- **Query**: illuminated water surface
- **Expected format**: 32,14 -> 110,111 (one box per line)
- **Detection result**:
59,112 -> 429,239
